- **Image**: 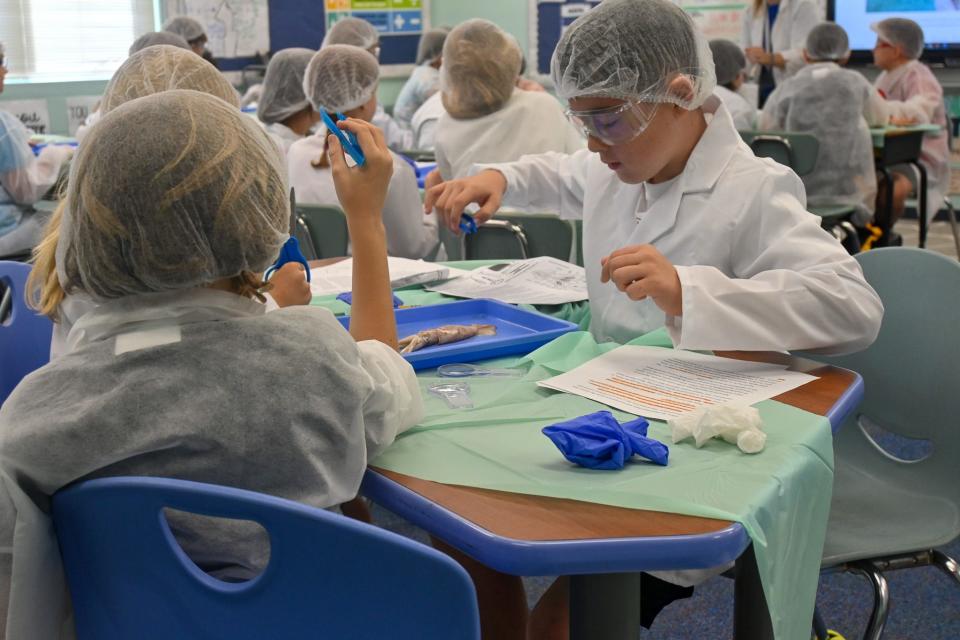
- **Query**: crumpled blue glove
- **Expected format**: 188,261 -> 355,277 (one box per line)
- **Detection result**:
542,410 -> 669,470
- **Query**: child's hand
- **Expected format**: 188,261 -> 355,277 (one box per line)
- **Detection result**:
423,167 -> 443,192
423,169 -> 506,233
600,245 -> 683,316
268,262 -> 312,307
327,119 -> 393,223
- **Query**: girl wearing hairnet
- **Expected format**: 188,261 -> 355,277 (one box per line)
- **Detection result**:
709,39 -> 757,130
0,43 -> 73,259
426,2 -> 882,634
257,48 -> 318,157
323,17 -> 414,150
871,17 -> 951,223
288,45 -> 441,260
392,28 -> 449,129
761,23 -> 889,228
741,0 -> 819,105
0,90 -> 422,638
29,45 -> 308,360
163,15 -> 215,66
432,19 -> 584,181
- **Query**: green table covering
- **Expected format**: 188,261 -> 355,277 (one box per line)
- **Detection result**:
870,123 -> 942,148
374,329 -> 833,640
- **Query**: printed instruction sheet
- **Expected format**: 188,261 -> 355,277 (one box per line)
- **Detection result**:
310,257 -> 466,296
538,346 -> 817,420
427,256 -> 588,305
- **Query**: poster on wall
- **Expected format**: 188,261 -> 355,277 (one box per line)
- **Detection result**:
164,0 -> 271,57
65,96 -> 102,136
678,1 -> 748,43
326,0 -> 426,35
0,99 -> 51,135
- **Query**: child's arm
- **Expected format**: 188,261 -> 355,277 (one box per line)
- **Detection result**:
327,119 -> 399,350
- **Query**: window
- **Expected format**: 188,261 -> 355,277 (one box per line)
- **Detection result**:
0,0 -> 157,83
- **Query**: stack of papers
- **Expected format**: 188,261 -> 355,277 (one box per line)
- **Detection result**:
538,345 -> 817,421
427,256 -> 588,305
309,257 -> 467,297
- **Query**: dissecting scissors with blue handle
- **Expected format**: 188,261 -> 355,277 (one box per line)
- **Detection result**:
321,110 -> 366,167
264,187 -> 311,283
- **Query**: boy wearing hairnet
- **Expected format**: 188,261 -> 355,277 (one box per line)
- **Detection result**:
426,3 -> 882,633
257,48 -> 318,157
761,22 -> 888,229
871,17 -> 951,224
0,90 -> 421,638
431,19 -> 584,182
323,17 -> 414,150
287,45 -> 441,260
393,28 -> 449,129
709,38 -> 757,130
163,15 -> 216,66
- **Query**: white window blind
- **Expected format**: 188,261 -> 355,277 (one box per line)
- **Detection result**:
0,0 -> 156,83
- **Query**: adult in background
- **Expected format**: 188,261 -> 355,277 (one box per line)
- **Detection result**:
741,0 -> 818,106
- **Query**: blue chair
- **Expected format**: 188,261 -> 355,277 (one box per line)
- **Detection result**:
53,476 -> 480,640
0,261 -> 52,405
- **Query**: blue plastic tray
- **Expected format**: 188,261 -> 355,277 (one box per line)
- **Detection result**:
337,299 -> 578,370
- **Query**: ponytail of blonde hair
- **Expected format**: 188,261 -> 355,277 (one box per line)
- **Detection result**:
27,201 -> 67,321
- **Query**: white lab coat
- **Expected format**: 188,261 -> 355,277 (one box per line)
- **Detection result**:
761,62 -> 889,226
0,288 -> 423,639
287,132 -> 440,259
436,89 -> 585,180
875,60 -> 952,221
475,97 -> 883,353
261,121 -> 302,160
713,86 -> 757,131
372,104 -> 415,151
411,92 -> 445,151
394,64 -> 440,129
740,0 -> 819,85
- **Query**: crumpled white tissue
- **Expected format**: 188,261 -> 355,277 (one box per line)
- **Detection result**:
668,404 -> 766,454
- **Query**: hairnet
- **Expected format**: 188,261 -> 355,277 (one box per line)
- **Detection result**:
258,48 -> 315,124
303,44 -> 379,113
440,19 -> 521,119
806,23 -> 850,61
101,45 -> 240,114
56,90 -> 288,300
163,16 -> 206,43
129,31 -> 190,56
870,18 -> 924,60
709,39 -> 746,87
550,0 -> 716,109
416,28 -> 449,65
322,17 -> 379,50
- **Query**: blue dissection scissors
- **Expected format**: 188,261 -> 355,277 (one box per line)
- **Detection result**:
264,187 -> 311,283
321,110 -> 366,167
459,213 -> 478,235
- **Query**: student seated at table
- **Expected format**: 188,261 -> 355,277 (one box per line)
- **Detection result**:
257,48 -> 318,158
393,28 -> 449,130
287,45 -> 441,260
322,17 -> 414,151
709,38 -> 757,130
432,19 -> 584,181
425,2 -> 883,635
871,17 -> 952,224
0,90 -> 422,635
761,22 -> 888,228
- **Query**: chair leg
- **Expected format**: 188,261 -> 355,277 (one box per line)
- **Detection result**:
931,549 -> 960,586
944,197 -> 960,260
849,561 -> 890,640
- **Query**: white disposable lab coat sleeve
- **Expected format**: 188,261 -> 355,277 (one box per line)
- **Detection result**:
863,84 -> 890,127
883,66 -> 943,124
0,145 -> 70,205
669,171 -> 883,354
355,339 -> 424,458
472,149 -> 592,220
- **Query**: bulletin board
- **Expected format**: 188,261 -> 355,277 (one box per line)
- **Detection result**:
164,0 -> 429,74
529,1 -> 600,77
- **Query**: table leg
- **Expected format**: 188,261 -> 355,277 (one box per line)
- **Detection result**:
734,544 -> 775,640
570,573 -> 641,640
909,160 -> 929,249
876,166 -> 894,245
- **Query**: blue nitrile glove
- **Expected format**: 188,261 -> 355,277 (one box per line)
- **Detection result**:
337,292 -> 404,308
542,410 -> 669,470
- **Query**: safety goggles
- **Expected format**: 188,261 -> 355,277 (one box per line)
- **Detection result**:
566,101 -> 659,146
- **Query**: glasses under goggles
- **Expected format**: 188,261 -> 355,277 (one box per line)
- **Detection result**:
566,101 -> 659,146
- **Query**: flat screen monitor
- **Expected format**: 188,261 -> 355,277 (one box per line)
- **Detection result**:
829,0 -> 960,65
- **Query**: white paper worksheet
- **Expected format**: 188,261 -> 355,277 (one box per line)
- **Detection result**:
538,346 -> 817,420
426,257 -> 588,305
309,257 -> 467,297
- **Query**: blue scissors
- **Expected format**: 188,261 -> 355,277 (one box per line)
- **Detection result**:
265,187 -> 311,283
459,213 -> 478,235
321,110 -> 365,167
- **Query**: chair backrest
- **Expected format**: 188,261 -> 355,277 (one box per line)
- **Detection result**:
497,213 -> 575,263
296,204 -> 349,259
463,219 -> 529,260
0,261 -> 53,405
799,248 -> 960,503
53,476 -> 480,640
741,131 -> 819,176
